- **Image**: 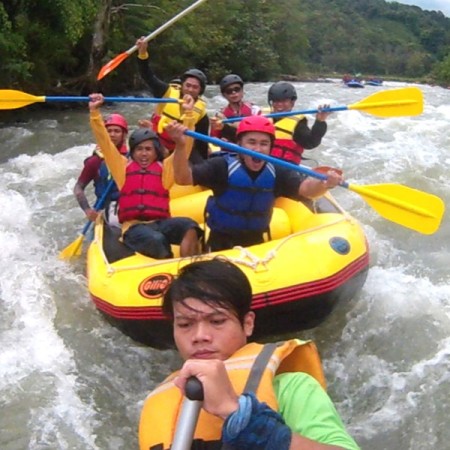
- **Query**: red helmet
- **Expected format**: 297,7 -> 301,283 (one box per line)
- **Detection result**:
104,113 -> 128,133
236,115 -> 275,140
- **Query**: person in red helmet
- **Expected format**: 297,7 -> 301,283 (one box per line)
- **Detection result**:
167,115 -> 342,252
210,74 -> 261,143
135,37 -> 210,162
268,81 -> 330,165
88,93 -> 202,259
73,113 -> 129,228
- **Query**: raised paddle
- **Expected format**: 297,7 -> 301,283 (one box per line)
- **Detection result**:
59,179 -> 116,260
222,87 -> 423,123
0,89 -> 178,110
97,0 -> 208,80
183,130 -> 444,235
171,377 -> 204,450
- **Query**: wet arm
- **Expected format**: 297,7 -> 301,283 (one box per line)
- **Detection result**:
276,167 -> 339,201
171,124 -> 194,186
163,113 -> 196,188
89,110 -> 127,189
293,119 -> 327,149
193,114 -> 210,160
73,157 -> 98,211
137,56 -> 169,98
298,177 -> 329,199
73,181 -> 91,212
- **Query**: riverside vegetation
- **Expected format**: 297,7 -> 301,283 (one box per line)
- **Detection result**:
1,0 -> 450,96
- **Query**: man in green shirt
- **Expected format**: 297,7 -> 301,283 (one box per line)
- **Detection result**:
138,258 -> 360,450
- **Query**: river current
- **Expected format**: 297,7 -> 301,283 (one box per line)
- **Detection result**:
0,81 -> 449,450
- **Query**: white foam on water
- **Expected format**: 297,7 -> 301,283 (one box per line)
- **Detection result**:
1,82 -> 449,449
0,147 -> 103,449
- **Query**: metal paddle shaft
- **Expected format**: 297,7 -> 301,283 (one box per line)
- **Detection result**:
171,377 -> 204,450
97,0 -> 208,80
222,87 -> 423,123
126,0 -> 207,51
183,130 -> 444,234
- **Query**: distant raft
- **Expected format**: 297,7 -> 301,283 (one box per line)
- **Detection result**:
87,187 -> 369,348
345,79 -> 365,88
364,78 -> 383,86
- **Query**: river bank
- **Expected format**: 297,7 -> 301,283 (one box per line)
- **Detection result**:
282,72 -> 450,89
1,76 -> 448,126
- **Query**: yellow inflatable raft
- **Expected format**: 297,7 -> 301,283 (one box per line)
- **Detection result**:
87,187 -> 369,348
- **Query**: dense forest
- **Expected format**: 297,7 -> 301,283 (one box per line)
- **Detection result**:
1,0 -> 450,95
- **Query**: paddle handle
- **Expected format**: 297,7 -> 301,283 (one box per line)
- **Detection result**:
94,178 -> 116,210
222,106 -> 348,123
124,0 -> 208,55
79,178 -> 116,237
185,130 -> 332,183
171,377 -> 204,450
43,96 -> 177,104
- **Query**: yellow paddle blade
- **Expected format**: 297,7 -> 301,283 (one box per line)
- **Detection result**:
58,235 -> 84,260
348,87 -> 423,118
97,52 -> 130,81
0,89 -> 45,110
348,183 -> 444,234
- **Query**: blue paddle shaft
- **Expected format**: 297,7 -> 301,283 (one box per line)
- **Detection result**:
184,130 -> 344,186
222,106 -> 348,123
80,178 -> 116,237
44,96 -> 177,104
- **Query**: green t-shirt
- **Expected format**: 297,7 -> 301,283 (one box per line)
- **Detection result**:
274,372 -> 360,450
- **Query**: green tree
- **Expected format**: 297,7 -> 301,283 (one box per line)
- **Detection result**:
433,51 -> 450,84
2,0 -> 450,94
0,0 -> 97,90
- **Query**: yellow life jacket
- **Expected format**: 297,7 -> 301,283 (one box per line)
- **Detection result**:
138,339 -> 325,450
153,83 -> 183,118
157,85 -> 207,135
274,114 -> 305,139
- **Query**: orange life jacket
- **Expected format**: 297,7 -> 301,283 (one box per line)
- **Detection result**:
138,339 -> 325,450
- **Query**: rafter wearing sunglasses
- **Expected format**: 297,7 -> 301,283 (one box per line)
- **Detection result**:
224,86 -> 242,95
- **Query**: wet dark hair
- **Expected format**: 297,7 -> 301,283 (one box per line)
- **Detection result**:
162,257 -> 252,324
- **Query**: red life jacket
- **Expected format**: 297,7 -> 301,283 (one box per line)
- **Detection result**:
211,102 -> 257,140
118,161 -> 170,223
222,101 -> 254,118
271,115 -> 305,164
117,143 -> 128,155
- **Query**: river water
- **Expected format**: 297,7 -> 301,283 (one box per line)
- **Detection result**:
0,81 -> 449,450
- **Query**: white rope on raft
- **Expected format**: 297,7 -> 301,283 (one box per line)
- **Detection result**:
94,214 -> 349,276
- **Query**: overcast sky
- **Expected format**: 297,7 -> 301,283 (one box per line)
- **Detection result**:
387,0 -> 450,16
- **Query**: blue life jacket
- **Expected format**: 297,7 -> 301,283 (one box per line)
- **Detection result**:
94,161 -> 120,202
206,155 -> 276,234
